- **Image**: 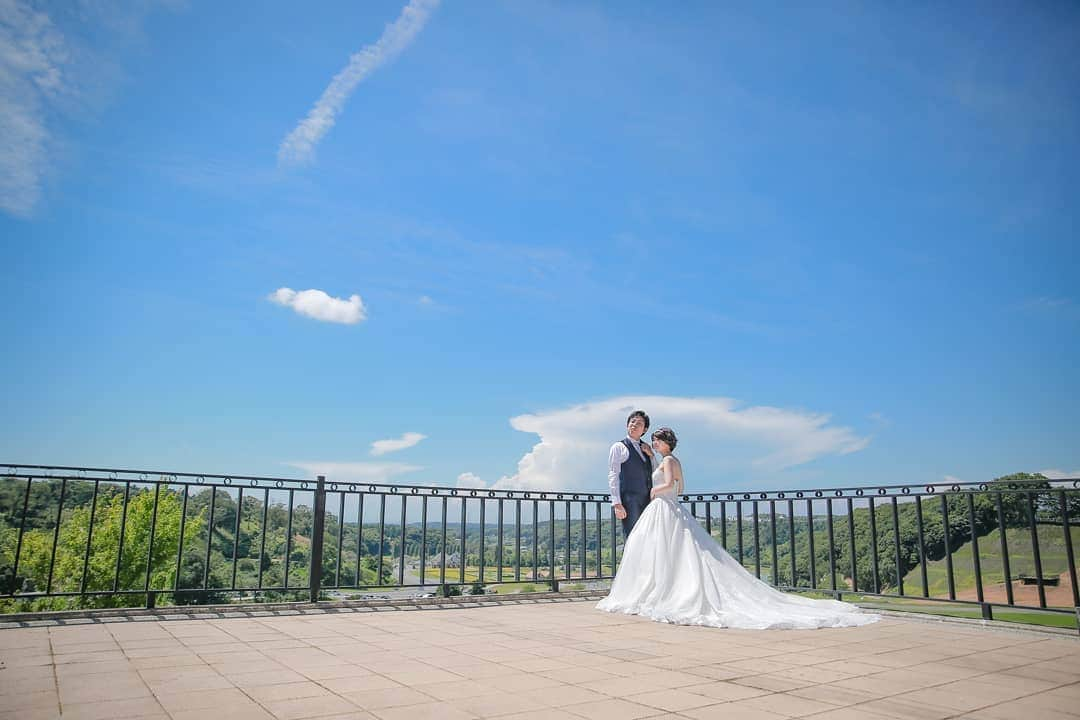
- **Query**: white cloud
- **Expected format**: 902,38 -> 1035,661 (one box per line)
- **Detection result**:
268,287 -> 367,324
277,0 -> 440,166
477,395 -> 870,494
0,0 -> 68,217
1039,469 -> 1080,480
0,0 -> 177,218
943,475 -> 967,484
284,461 -> 422,484
418,295 -> 434,305
456,472 -> 485,489
370,432 -> 426,456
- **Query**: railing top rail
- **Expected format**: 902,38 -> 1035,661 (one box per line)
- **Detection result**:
0,464 -> 617,499
681,478 -> 1080,502
1,463 -> 305,486
2,464 -> 1077,500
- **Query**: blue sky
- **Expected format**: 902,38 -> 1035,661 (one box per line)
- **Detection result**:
2,0 -> 1078,495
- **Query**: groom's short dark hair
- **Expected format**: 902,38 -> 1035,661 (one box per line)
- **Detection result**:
627,410 -> 650,430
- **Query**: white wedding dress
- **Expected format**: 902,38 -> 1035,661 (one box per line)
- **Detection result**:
597,460 -> 879,629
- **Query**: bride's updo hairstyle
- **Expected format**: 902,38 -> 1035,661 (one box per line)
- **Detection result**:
651,427 -> 677,450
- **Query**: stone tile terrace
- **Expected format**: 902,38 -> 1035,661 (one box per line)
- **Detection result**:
1,597 -> 1078,720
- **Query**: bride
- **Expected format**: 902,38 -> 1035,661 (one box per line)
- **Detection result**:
597,427 -> 879,629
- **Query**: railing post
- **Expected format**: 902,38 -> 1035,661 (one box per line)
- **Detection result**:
310,476 -> 326,603
1059,490 -> 1078,609
548,500 -> 557,591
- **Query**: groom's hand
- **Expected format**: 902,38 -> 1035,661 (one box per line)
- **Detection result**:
613,504 -> 627,520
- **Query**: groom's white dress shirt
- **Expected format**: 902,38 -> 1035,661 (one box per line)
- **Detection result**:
608,435 -> 647,507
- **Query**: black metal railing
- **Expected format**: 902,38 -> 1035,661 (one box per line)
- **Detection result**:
1,465 -> 1077,621
683,478 -> 1080,620
0,465 -> 618,608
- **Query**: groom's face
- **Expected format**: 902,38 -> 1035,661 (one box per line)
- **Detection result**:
627,416 -> 646,440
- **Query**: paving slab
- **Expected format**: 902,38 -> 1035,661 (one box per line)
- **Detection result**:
0,598 -> 1077,719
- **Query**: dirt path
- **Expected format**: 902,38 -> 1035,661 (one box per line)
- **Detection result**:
954,570 -> 1077,607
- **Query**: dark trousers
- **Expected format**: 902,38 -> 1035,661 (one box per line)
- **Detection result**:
620,494 -> 650,539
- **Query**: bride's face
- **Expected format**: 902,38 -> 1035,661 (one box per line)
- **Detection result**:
651,438 -> 670,455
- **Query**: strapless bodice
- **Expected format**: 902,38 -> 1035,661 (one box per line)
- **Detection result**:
651,465 -> 678,497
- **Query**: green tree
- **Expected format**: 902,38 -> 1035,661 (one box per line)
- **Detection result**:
0,487 -> 202,611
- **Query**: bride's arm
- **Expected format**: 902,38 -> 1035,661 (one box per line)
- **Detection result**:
650,457 -> 676,498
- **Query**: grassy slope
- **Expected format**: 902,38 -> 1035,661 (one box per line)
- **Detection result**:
901,526 -> 1079,598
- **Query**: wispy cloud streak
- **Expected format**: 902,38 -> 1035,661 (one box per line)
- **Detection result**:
371,432 -> 426,456
1026,296 -> 1072,310
285,460 -> 422,484
277,0 -> 440,166
0,0 -> 177,218
0,0 -> 68,217
1039,469 -> 1080,480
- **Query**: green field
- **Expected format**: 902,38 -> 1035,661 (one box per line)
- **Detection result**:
421,566 -> 613,583
901,525 -> 1079,600
852,595 -> 1078,629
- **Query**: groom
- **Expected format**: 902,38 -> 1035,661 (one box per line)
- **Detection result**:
608,409 -> 654,538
